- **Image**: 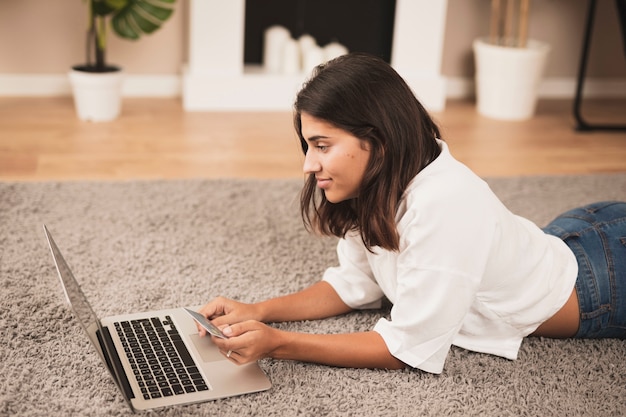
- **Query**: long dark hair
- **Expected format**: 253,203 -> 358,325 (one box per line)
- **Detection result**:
294,53 -> 441,252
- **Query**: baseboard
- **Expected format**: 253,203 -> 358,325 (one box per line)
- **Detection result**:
446,76 -> 626,99
1,73 -> 624,102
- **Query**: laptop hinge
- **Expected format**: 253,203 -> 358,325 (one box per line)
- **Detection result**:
97,326 -> 136,412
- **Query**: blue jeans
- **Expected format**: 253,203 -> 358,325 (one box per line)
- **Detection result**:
543,201 -> 626,339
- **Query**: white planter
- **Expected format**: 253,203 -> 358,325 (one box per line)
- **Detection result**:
68,68 -> 124,122
473,38 -> 550,120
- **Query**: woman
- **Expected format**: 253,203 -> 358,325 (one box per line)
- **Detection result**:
197,53 -> 626,374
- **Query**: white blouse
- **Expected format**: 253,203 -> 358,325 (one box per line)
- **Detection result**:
322,140 -> 578,374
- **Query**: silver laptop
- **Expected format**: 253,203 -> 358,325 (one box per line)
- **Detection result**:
43,225 -> 271,412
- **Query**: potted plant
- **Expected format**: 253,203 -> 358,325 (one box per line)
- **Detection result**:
69,0 -> 176,122
473,0 -> 550,120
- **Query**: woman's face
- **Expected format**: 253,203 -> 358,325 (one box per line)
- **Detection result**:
301,112 -> 371,203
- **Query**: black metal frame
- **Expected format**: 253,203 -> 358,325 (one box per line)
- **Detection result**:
573,0 -> 626,131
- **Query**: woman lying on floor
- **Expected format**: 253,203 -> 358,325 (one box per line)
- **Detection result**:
196,52 -> 626,374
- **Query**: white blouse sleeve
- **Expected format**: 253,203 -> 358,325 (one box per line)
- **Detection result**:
322,232 -> 385,310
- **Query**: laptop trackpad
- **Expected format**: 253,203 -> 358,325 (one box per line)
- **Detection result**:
188,334 -> 225,362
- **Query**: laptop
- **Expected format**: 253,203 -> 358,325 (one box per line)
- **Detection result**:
43,225 -> 271,412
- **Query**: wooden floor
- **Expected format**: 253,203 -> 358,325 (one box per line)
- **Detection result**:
1,97 -> 625,181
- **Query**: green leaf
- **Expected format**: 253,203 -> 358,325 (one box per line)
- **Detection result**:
110,0 -> 175,40
136,0 -> 174,22
111,13 -> 140,39
92,0 -> 116,16
129,8 -> 161,34
104,0 -> 127,10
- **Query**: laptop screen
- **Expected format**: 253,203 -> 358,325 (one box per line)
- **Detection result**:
44,226 -> 108,362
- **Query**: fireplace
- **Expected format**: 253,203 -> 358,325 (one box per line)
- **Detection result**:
243,0 -> 396,66
183,0 -> 449,111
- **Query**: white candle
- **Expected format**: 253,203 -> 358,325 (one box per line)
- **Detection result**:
298,34 -> 317,53
263,25 -> 291,73
281,38 -> 300,75
324,42 -> 349,62
302,45 -> 324,75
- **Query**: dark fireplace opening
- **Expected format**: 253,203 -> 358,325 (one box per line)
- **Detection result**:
244,0 -> 396,65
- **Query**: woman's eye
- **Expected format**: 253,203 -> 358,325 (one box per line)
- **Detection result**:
316,145 -> 328,152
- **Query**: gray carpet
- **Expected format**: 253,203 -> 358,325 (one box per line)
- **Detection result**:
1,174 -> 626,417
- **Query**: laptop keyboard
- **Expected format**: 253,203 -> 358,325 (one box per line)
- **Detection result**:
114,316 -> 210,400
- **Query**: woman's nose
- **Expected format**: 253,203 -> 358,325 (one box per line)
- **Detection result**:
302,150 -> 321,175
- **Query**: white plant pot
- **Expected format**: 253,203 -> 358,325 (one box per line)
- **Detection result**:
473,38 -> 550,120
68,68 -> 124,122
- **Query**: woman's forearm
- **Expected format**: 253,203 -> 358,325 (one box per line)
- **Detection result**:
255,281 -> 354,323
272,330 -> 406,370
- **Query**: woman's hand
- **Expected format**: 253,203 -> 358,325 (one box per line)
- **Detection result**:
195,296 -> 261,337
211,320 -> 286,364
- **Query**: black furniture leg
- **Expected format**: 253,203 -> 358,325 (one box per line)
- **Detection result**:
573,0 -> 626,132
